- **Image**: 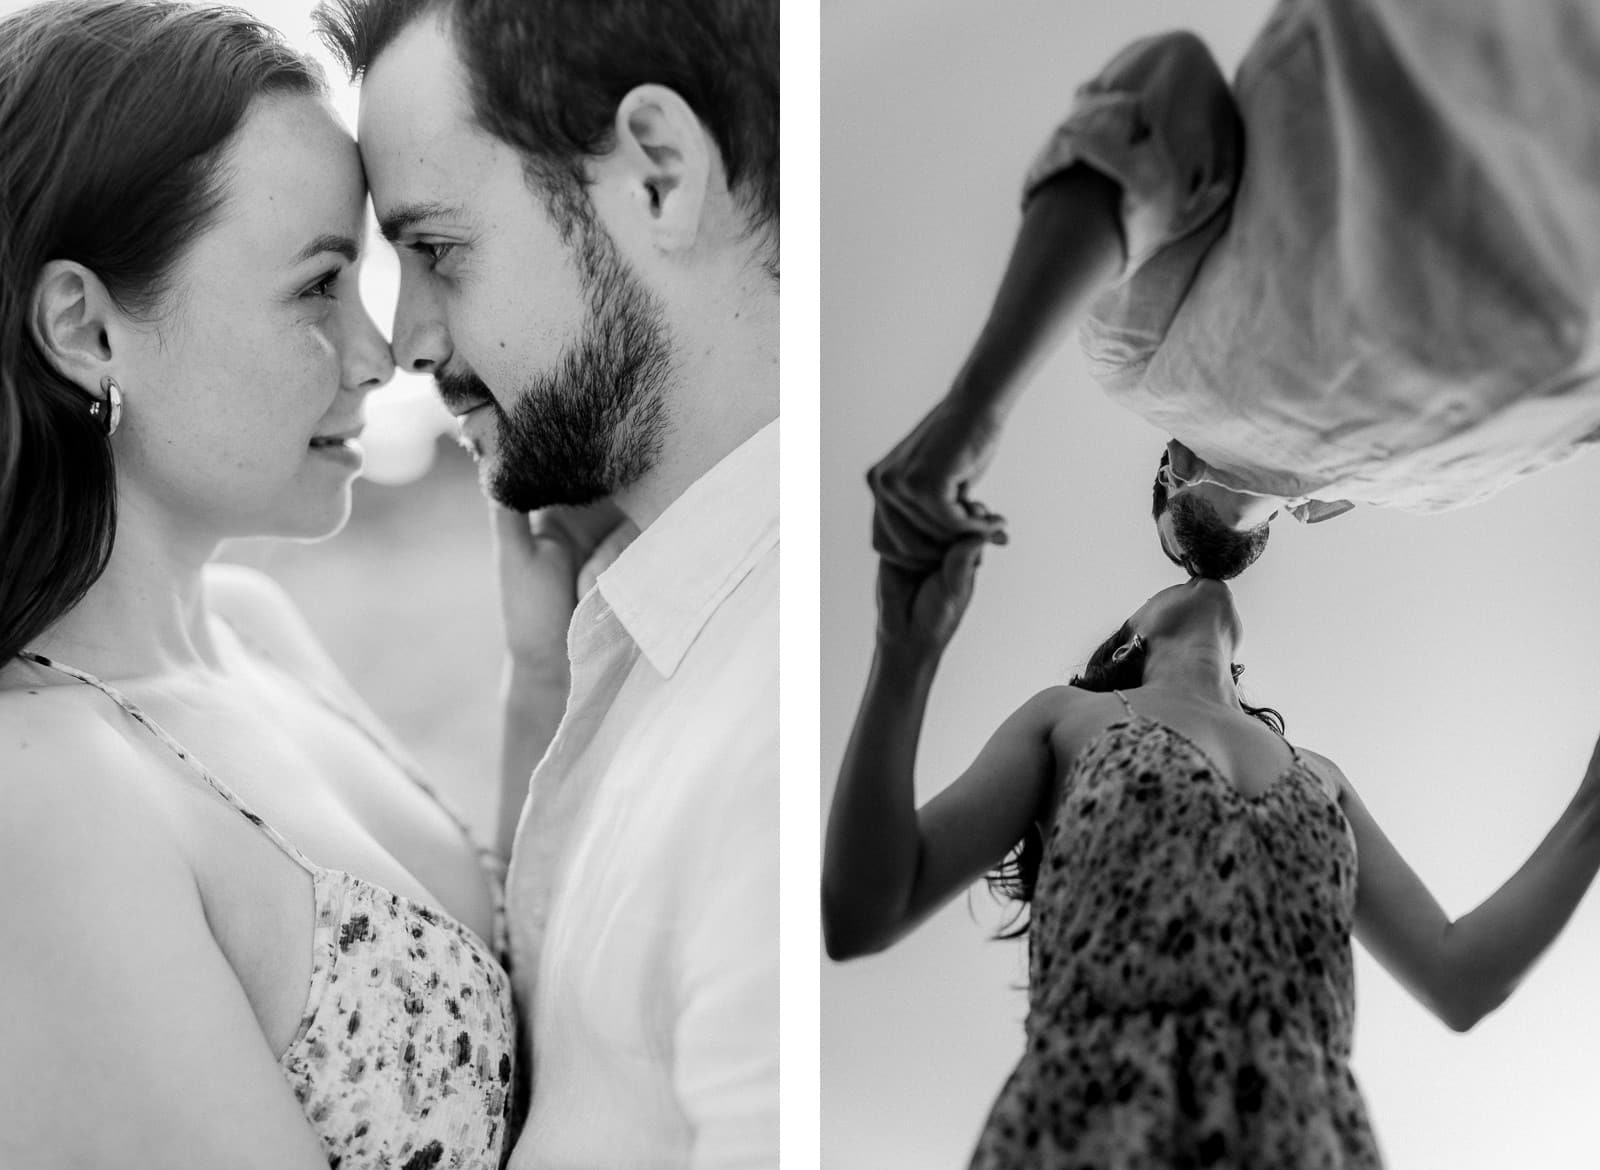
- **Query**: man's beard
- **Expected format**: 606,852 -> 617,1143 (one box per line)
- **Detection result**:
444,216 -> 671,511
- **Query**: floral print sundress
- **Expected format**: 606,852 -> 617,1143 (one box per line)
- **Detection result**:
20,648 -> 517,1170
970,691 -> 1384,1169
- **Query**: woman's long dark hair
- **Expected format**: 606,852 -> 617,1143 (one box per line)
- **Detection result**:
0,1 -> 322,666
988,620 -> 1286,936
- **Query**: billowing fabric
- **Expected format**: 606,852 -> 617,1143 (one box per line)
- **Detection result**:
505,420 -> 778,1169
20,651 -> 517,1170
970,692 -> 1383,1169
1027,0 -> 1600,514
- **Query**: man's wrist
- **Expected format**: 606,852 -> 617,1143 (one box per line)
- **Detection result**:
945,364 -> 1007,418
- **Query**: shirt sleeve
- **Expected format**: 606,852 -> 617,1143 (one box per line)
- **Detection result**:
671,714 -> 779,1167
1023,30 -> 1243,272
1023,31 -> 1245,393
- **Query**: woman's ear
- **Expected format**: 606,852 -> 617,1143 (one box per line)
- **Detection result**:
30,260 -> 119,392
606,83 -> 713,253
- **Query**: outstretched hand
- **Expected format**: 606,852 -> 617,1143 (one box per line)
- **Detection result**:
875,536 -> 987,655
491,499 -> 640,665
867,395 -> 1009,573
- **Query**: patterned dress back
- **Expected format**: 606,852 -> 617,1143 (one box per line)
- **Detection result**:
970,692 -> 1383,1169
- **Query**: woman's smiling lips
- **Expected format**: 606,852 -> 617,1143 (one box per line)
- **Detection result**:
308,423 -> 365,467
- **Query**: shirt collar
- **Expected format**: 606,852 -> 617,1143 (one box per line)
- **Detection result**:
597,420 -> 778,677
1168,440 -> 1354,524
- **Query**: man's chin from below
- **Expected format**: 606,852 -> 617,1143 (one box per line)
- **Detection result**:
1161,492 -> 1272,581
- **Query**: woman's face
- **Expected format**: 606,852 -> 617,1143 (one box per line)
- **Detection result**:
111,92 -> 393,543
1128,577 -> 1244,653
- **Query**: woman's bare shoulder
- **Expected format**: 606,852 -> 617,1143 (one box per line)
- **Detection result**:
0,675 -> 328,1168
0,684 -> 136,790
1297,745 -> 1351,800
0,686 -> 187,905
1030,683 -> 1118,734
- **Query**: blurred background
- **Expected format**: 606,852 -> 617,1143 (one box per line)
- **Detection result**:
824,2 -> 1600,1167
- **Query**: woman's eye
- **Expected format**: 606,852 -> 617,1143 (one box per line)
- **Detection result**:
302,270 -> 340,299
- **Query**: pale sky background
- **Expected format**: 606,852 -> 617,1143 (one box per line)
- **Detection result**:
824,2 -> 1600,1168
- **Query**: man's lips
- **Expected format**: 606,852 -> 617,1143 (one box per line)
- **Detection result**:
448,399 -> 493,419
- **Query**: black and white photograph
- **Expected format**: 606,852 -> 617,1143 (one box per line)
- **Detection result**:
0,0 -> 777,1165
823,2 -> 1600,1167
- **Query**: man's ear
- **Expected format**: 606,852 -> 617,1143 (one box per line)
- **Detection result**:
607,83 -> 712,253
30,260 -> 120,392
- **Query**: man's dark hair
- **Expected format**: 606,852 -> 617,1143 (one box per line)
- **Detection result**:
1152,451 -> 1270,580
314,0 -> 778,246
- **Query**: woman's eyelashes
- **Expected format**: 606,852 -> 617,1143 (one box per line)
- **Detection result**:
300,267 -> 344,300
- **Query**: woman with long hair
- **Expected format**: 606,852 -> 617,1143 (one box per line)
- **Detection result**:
824,540 -> 1600,1167
0,3 -> 520,1166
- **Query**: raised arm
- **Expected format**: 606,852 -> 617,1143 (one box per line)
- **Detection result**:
822,539 -> 1065,958
869,30 -> 1243,572
0,718 -> 331,1169
867,164 -> 1125,571
1317,748 -> 1600,1031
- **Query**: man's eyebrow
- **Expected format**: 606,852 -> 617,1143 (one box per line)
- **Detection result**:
379,201 -> 458,243
293,233 -> 360,265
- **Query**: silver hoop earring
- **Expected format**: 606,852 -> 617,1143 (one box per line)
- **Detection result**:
90,376 -> 122,437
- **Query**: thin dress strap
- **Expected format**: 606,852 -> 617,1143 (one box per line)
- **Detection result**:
1110,689 -> 1139,718
15,650 -> 321,877
216,623 -> 509,960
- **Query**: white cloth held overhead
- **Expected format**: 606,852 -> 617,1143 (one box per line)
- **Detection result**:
1028,0 -> 1600,514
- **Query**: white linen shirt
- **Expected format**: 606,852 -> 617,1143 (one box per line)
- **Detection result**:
504,421 -> 778,1169
1029,0 -> 1600,515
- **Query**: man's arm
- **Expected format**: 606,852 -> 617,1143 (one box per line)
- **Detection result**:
869,164 -> 1125,569
870,30 -> 1244,570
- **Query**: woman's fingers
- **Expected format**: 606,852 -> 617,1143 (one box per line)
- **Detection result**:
940,536 -> 987,609
871,483 -> 1007,571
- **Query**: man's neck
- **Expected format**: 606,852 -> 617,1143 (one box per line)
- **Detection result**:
614,268 -> 777,532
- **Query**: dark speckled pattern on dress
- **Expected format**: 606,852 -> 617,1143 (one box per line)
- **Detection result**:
969,691 -> 1384,1170
20,650 -> 516,1170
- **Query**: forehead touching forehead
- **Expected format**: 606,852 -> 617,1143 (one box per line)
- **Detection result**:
201,94 -> 365,275
356,15 -> 490,223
